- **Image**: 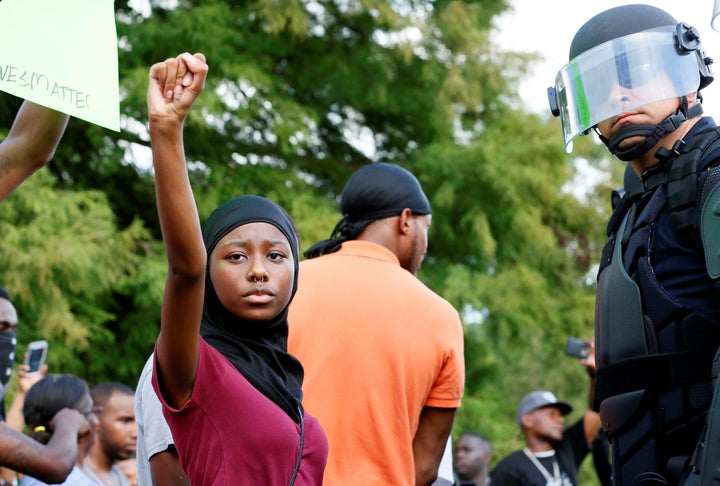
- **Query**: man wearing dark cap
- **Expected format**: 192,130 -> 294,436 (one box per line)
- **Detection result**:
289,162 -> 465,485
489,347 -> 600,486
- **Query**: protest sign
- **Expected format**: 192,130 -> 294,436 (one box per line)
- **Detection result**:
0,0 -> 120,131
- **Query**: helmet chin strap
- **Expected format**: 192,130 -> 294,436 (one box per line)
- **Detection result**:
598,97 -> 704,161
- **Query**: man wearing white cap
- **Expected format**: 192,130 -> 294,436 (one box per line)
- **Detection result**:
490,345 -> 600,485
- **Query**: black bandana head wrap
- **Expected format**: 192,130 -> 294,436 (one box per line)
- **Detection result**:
198,195 -> 304,422
304,162 -> 432,258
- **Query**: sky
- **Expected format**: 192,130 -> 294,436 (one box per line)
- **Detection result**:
493,0 -> 720,116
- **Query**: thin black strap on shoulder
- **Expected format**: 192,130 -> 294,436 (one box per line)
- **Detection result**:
288,406 -> 305,486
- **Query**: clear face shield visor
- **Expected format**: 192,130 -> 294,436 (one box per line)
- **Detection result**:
549,26 -> 701,153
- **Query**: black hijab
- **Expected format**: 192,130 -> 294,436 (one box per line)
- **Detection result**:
304,162 -> 432,258
199,195 -> 304,423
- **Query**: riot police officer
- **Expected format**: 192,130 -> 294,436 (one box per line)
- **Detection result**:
548,4 -> 720,485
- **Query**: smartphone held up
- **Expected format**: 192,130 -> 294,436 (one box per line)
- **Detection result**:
25,340 -> 48,376
565,337 -> 590,360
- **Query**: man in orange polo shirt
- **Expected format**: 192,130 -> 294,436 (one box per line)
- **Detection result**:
289,162 -> 465,485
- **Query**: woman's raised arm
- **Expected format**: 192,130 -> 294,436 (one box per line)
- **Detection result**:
148,52 -> 209,409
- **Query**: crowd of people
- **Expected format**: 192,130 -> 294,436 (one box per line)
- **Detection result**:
0,2 -> 719,485
0,289 -> 138,486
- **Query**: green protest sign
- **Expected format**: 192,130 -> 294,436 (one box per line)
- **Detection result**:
0,0 -> 119,131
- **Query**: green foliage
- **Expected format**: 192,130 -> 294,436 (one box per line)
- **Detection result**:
0,170 -> 161,386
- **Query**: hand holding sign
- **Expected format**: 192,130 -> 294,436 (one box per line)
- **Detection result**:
0,0 -> 119,131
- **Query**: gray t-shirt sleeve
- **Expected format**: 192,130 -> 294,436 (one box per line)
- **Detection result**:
135,354 -> 175,485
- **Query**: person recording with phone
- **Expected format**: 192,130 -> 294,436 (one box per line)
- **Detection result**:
489,339 -> 601,486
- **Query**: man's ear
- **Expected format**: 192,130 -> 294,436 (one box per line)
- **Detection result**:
687,91 -> 699,106
520,412 -> 534,429
397,208 -> 413,235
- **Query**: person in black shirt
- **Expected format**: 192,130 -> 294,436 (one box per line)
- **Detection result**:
490,342 -> 599,486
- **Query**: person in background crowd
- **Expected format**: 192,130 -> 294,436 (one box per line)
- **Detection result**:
0,339 -> 49,486
0,287 -> 89,484
21,374 -> 101,485
453,432 -> 491,486
489,342 -> 599,485
0,286 -> 18,422
85,382 -> 136,486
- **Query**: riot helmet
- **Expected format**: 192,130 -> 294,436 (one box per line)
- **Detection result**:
548,4 -> 714,156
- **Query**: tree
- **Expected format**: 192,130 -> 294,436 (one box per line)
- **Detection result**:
0,170 -> 162,384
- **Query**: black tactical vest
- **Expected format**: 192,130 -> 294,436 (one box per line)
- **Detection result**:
595,124 -> 720,422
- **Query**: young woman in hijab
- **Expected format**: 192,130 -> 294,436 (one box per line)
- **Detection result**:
147,52 -> 327,485
21,375 -> 102,486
